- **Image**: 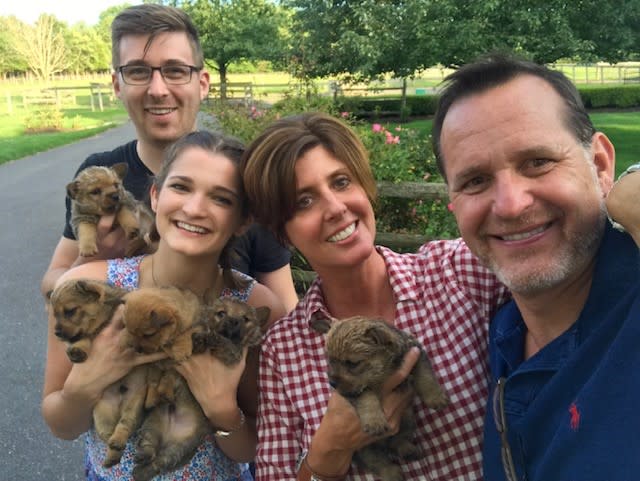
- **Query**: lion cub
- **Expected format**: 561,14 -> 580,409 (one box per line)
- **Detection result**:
49,278 -> 125,363
311,315 -> 449,481
197,297 -> 271,364
67,163 -> 153,257
118,286 -> 211,480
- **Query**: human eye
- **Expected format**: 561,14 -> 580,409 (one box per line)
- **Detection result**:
124,65 -> 150,81
333,175 -> 351,191
295,194 -> 313,210
168,181 -> 189,192
162,65 -> 190,80
456,174 -> 491,195
525,157 -> 554,174
211,194 -> 234,206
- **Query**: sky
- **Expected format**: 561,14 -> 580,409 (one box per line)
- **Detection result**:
0,0 -> 142,26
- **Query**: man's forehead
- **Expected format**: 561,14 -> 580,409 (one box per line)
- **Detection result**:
118,32 -> 195,64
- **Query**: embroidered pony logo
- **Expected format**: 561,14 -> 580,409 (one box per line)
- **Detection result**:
569,402 -> 580,431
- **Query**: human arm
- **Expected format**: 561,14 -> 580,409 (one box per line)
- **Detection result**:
39,215 -> 127,298
175,283 -> 286,462
255,264 -> 299,313
606,167 -> 640,246
41,263 -> 163,439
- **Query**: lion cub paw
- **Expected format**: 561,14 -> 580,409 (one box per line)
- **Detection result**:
67,347 -> 88,363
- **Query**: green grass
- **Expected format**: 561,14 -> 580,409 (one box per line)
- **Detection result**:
403,111 -> 640,177
0,105 -> 128,164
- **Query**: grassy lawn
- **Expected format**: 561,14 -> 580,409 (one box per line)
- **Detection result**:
0,105 -> 128,164
404,111 -> 640,177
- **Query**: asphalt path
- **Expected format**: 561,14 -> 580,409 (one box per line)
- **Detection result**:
0,121 -> 137,481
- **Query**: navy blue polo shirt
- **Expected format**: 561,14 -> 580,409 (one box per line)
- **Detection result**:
483,223 -> 640,481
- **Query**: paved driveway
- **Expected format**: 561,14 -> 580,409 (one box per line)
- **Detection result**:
0,121 -> 136,480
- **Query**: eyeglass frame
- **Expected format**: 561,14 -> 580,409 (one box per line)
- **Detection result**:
116,64 -> 202,86
492,377 -> 520,481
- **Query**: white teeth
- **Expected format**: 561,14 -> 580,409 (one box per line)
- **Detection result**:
147,108 -> 175,115
176,221 -> 207,234
502,225 -> 546,241
328,223 -> 355,242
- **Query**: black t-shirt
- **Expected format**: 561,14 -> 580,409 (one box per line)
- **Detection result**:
62,140 -> 290,277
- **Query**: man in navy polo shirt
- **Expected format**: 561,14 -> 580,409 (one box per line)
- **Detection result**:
432,53 -> 640,480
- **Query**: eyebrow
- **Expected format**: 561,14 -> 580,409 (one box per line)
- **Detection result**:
167,175 -> 240,199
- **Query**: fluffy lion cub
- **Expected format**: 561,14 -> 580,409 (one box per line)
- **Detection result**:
311,315 -> 449,481
118,286 -> 211,480
49,278 -> 125,363
67,163 -> 153,257
196,296 -> 271,364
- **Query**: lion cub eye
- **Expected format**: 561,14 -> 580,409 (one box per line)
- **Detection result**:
90,188 -> 101,195
63,307 -> 78,318
344,360 -> 360,369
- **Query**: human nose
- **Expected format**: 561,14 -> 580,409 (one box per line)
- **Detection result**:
492,174 -> 534,219
322,190 -> 347,221
181,193 -> 207,216
146,69 -> 170,97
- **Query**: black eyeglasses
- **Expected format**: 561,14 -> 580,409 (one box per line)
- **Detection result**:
492,377 -> 519,481
117,64 -> 201,85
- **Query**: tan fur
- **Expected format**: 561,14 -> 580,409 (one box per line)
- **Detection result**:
311,315 -> 449,481
93,365 -> 150,467
49,279 -> 125,363
67,163 -> 154,257
120,286 -> 206,362
196,297 -> 270,365
118,286 -> 211,478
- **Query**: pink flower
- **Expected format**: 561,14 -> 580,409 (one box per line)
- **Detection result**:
372,123 -> 383,133
385,132 -> 400,144
341,111 -> 350,118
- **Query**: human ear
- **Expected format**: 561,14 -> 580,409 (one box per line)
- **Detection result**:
150,184 -> 159,213
591,132 -> 616,195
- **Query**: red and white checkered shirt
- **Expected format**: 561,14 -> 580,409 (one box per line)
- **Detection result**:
256,240 -> 509,481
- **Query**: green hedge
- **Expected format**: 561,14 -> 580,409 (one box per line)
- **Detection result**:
337,84 -> 640,119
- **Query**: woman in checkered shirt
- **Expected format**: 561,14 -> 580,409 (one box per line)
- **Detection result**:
241,112 -> 509,481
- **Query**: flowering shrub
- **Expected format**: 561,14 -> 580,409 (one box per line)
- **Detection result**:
205,96 -> 458,243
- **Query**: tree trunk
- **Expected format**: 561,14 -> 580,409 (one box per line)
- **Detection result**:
219,64 -> 228,101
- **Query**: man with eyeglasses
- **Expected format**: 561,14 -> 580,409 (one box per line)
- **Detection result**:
40,4 -> 299,312
432,53 -> 640,480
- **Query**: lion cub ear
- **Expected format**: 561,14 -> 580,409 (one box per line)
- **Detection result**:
254,306 -> 271,331
74,280 -> 103,302
364,323 -> 395,347
66,181 -> 80,200
310,314 -> 332,334
111,162 -> 129,180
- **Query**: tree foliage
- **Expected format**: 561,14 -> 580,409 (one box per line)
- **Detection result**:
8,14 -> 68,82
286,0 -> 640,81
175,0 -> 288,97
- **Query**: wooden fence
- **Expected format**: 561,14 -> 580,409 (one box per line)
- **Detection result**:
6,84 -> 115,114
292,180 -> 449,287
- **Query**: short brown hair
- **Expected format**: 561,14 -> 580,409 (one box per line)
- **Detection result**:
432,53 -> 595,181
111,4 -> 204,70
241,112 -> 377,243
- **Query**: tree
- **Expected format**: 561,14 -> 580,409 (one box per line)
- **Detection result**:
8,14 -> 68,82
176,0 -> 288,98
0,16 -> 29,77
64,23 -> 111,73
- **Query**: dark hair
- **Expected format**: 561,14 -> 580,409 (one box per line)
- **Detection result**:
432,53 -> 595,181
111,4 -> 204,70
241,112 -> 377,243
151,130 -> 248,289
